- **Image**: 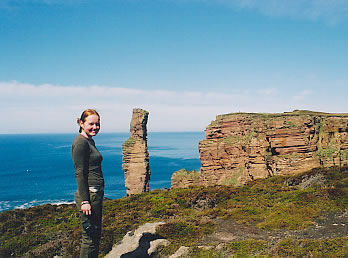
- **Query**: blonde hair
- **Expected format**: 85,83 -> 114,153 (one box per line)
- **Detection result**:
77,109 -> 100,133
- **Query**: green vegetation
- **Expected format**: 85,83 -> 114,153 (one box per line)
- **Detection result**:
316,146 -> 339,160
245,129 -> 258,143
173,169 -> 200,180
0,167 -> 347,257
277,152 -> 300,159
217,110 -> 348,119
341,149 -> 348,161
0,204 -> 81,257
316,118 -> 326,150
188,247 -> 223,257
122,137 -> 135,148
222,130 -> 258,146
287,120 -> 297,128
264,151 -> 273,162
276,237 -> 348,257
222,167 -> 244,186
187,237 -> 348,257
314,119 -> 342,163
315,138 -> 340,162
223,135 -> 241,144
225,239 -> 268,256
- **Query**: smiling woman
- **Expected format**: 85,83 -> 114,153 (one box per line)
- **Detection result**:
78,109 -> 101,138
72,109 -> 105,257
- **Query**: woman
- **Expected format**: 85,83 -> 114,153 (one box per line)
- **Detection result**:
72,109 -> 104,258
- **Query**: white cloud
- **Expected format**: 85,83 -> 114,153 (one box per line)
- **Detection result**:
0,81 -> 345,134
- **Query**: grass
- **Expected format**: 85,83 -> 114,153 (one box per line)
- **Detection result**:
122,137 -> 135,148
225,239 -> 269,256
215,110 -> 348,120
276,237 -> 348,257
0,204 -> 81,257
223,136 -> 242,144
0,167 -> 347,257
287,120 -> 297,128
222,130 -> 258,146
187,237 -> 348,257
173,169 -> 201,180
222,167 -> 244,186
341,149 -> 348,160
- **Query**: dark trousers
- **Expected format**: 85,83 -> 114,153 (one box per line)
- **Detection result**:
75,190 -> 104,258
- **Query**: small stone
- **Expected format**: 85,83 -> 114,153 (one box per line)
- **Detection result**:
148,239 -> 170,255
197,245 -> 214,250
215,243 -> 226,251
169,246 -> 190,258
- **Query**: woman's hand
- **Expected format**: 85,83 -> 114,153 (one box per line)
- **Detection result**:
81,203 -> 92,215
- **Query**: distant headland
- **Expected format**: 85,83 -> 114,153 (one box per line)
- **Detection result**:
172,110 -> 348,188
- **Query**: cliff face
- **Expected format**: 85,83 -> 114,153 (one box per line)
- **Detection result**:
172,110 -> 348,188
122,108 -> 150,195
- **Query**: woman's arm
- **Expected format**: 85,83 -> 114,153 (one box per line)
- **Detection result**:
72,139 -> 91,214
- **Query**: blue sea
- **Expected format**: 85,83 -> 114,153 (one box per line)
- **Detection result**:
0,132 -> 204,212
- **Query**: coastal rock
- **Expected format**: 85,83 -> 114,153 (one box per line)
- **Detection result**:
172,110 -> 348,188
104,222 -> 166,258
148,239 -> 170,256
169,246 -> 190,258
122,108 -> 151,195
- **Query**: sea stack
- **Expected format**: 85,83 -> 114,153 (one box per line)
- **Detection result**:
122,108 -> 150,195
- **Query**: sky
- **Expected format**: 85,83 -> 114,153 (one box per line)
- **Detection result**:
1,0 -> 347,134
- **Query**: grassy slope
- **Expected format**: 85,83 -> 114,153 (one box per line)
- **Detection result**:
0,167 -> 347,257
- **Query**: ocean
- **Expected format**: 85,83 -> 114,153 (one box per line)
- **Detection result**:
0,132 -> 204,212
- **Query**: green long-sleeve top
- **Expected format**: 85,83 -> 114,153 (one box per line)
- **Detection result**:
72,134 -> 104,202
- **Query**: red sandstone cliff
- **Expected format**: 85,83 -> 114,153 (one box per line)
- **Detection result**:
171,110 -> 348,188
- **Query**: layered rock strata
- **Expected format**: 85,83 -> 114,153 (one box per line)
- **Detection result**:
122,108 -> 150,195
172,110 -> 348,188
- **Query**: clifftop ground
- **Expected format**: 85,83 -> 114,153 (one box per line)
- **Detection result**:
217,110 -> 348,118
0,167 -> 347,257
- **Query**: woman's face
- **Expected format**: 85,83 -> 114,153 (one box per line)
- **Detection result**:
80,114 -> 100,138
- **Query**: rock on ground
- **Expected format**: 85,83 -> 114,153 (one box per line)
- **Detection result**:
168,246 -> 190,258
105,222 -> 166,258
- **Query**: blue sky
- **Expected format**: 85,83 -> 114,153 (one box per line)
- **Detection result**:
1,0 -> 347,133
